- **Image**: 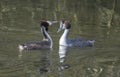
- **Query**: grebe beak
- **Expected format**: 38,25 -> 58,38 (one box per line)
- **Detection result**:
47,20 -> 58,25
57,21 -> 65,33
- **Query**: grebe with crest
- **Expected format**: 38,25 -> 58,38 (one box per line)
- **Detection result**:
18,20 -> 57,51
57,20 -> 95,47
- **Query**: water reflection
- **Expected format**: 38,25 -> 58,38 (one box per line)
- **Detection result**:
59,46 -> 68,63
58,46 -> 70,71
18,50 -> 52,76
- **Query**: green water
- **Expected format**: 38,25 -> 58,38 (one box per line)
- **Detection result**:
0,0 -> 120,77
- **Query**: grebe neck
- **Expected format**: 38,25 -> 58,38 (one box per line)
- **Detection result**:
41,27 -> 53,48
62,29 -> 69,38
59,29 -> 70,46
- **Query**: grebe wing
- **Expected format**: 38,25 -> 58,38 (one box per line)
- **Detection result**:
23,41 -> 50,50
68,38 -> 94,47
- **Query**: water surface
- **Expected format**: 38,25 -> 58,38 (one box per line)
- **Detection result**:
0,0 -> 120,77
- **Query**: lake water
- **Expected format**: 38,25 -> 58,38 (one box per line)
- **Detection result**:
0,0 -> 120,77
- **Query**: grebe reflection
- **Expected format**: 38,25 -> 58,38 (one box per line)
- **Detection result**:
18,50 -> 52,74
58,46 -> 70,71
59,46 -> 68,63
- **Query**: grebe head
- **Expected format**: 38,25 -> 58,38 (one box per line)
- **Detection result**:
41,19 -> 58,31
57,20 -> 71,33
40,19 -> 50,31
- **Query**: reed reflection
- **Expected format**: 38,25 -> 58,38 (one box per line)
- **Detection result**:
58,46 -> 70,71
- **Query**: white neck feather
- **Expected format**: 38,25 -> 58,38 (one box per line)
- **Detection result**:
46,31 -> 53,48
59,29 -> 69,46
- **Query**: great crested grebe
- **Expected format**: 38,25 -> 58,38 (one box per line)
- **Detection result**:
57,20 -> 95,47
18,20 -> 57,51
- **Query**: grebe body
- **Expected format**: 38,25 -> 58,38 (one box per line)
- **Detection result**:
57,21 -> 95,47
